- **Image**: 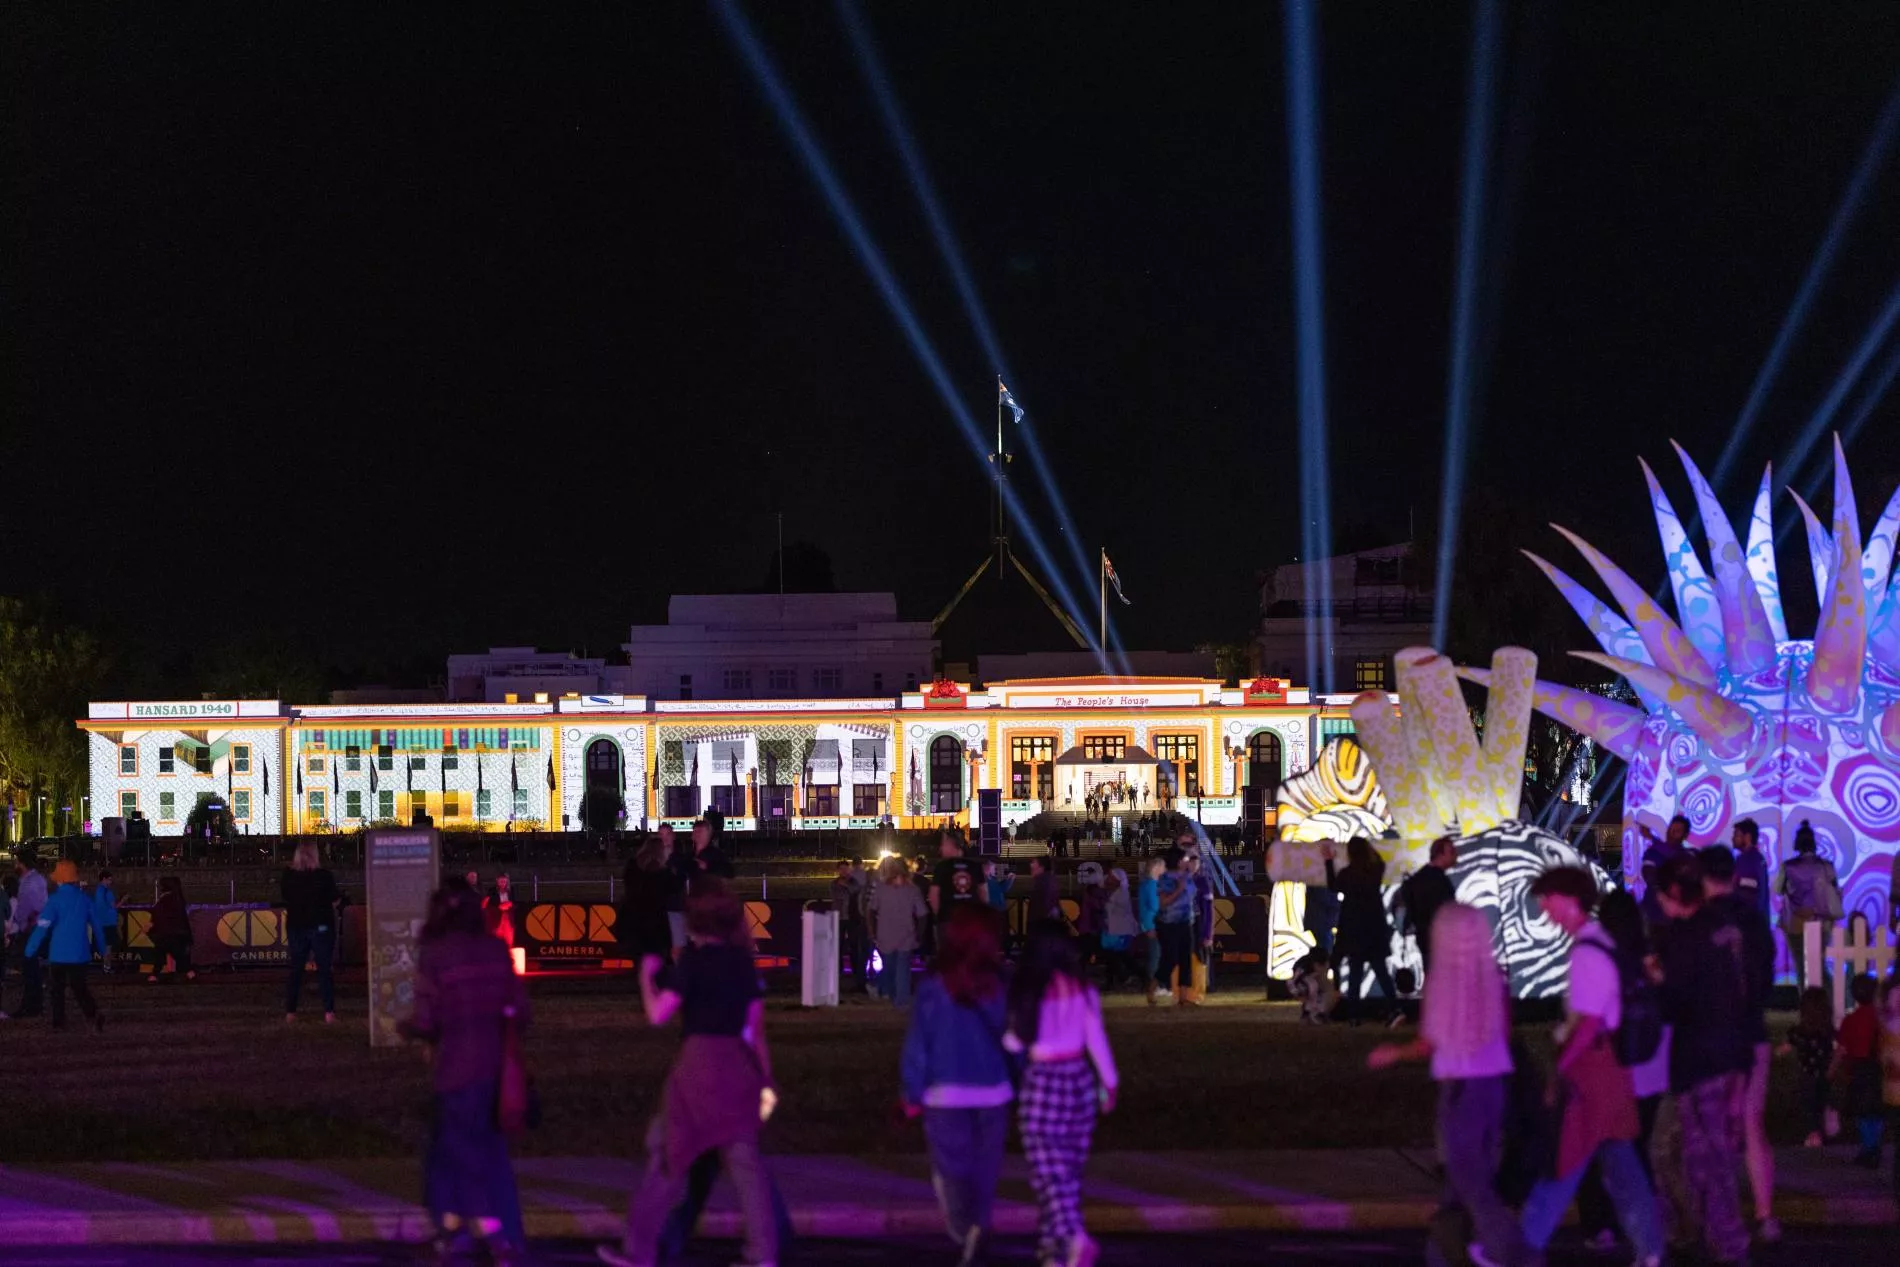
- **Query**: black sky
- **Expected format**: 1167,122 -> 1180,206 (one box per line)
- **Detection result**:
7,5 -> 1900,681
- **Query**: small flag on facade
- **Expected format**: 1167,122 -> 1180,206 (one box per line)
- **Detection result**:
999,378 -> 1023,424
546,755 -> 556,791
1103,550 -> 1132,605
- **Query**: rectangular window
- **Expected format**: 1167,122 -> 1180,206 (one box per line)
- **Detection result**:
767,668 -> 796,693
345,746 -> 362,772
193,746 -> 212,775
159,746 -> 176,774
1354,658 -> 1389,691
853,784 -> 882,817
806,784 -> 838,816
377,790 -> 395,820
712,784 -> 745,816
1153,734 -> 1202,798
503,692 -> 519,704
234,789 -> 252,821
410,791 -> 428,821
678,674 -> 693,701
442,791 -> 462,819
307,754 -> 327,776
158,791 -> 176,821
722,668 -> 753,694
872,672 -> 884,695
119,744 -> 138,776
442,747 -> 459,771
377,745 -> 394,771
341,789 -> 361,819
232,744 -> 251,774
512,788 -> 529,820
308,790 -> 327,820
476,788 -> 493,819
1081,734 -> 1127,762
663,786 -> 698,817
120,790 -> 138,818
1010,735 -> 1058,800
410,755 -> 427,772
813,667 -> 842,694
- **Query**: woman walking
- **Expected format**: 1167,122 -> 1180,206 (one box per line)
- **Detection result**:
869,854 -> 927,1007
901,905 -> 1015,1267
147,875 -> 195,983
619,834 -> 676,964
1323,838 -> 1397,1024
599,882 -> 778,1267
1367,902 -> 1531,1266
282,842 -> 342,1023
24,860 -> 107,1032
402,877 -> 530,1264
1006,919 -> 1118,1267
1100,867 -> 1139,991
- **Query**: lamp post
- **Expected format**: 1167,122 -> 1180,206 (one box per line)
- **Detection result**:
36,794 -> 47,839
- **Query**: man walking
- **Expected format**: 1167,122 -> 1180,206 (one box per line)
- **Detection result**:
1401,836 -> 1458,969
929,831 -> 981,918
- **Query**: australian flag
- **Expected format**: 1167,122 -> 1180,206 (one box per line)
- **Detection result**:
999,378 -> 1023,424
1103,549 -> 1132,605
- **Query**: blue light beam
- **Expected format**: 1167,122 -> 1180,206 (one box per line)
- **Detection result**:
834,0 -> 1124,664
1432,0 -> 1503,652
1795,337 -> 1900,506
713,1 -> 1100,648
1779,276 -> 1900,496
1712,75 -> 1900,491
1284,0 -> 1335,693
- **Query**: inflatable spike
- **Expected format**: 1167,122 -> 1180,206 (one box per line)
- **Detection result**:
1671,442 -> 1776,675
1553,525 -> 1719,689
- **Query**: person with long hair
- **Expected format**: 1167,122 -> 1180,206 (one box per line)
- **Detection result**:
1368,902 -> 1531,1266
901,904 -> 1014,1267
402,876 -> 529,1263
1323,837 -> 1397,1024
599,881 -> 777,1267
1574,889 -> 1673,1252
869,853 -> 927,1007
1005,919 -> 1118,1267
282,841 -> 342,1023
619,834 -> 675,964
147,875 -> 195,983
1099,867 -> 1139,991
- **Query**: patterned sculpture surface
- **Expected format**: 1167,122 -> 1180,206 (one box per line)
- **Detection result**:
1504,439 -> 1900,931
1274,736 -> 1392,842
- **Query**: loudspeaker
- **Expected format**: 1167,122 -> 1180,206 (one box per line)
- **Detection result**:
102,816 -> 127,860
976,789 -> 1002,856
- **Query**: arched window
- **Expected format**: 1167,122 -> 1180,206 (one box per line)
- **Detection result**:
1248,730 -> 1283,794
929,735 -> 964,814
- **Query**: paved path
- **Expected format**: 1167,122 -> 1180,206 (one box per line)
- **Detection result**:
0,1147 -> 1890,1247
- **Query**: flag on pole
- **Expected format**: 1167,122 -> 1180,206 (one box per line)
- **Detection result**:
998,378 -> 1023,424
1103,549 -> 1132,605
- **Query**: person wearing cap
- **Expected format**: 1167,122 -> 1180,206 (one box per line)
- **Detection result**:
23,860 -> 107,1031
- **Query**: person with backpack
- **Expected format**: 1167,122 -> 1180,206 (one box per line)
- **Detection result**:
1774,820 -> 1841,989
1654,852 -> 1754,1267
1519,867 -> 1664,1266
1701,844 -> 1781,1241
1367,902 -> 1533,1267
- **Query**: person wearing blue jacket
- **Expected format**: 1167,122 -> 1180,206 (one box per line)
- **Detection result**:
24,860 -> 105,1031
92,869 -> 122,974
1137,857 -> 1163,1003
900,905 -> 1015,1267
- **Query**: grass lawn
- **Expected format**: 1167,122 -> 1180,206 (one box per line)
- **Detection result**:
8,974 -> 1810,1165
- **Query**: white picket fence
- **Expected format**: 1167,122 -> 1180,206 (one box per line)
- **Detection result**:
1802,918 -> 1899,1021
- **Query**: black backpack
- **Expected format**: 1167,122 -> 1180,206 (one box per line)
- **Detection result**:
1576,937 -> 1664,1068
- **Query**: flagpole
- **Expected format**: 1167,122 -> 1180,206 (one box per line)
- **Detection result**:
1099,548 -> 1106,652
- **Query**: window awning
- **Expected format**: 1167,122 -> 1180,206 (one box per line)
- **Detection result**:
808,739 -> 841,785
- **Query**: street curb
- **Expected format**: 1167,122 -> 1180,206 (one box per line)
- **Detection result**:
2,1193 -> 1892,1247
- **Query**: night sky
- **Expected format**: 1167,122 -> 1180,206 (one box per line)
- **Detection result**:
8,5 -> 1900,681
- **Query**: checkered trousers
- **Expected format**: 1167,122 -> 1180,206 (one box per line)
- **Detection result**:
1018,1056 -> 1099,1261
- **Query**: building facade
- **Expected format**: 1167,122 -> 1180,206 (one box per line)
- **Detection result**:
82,676 -> 1367,837
1256,543 -> 1430,694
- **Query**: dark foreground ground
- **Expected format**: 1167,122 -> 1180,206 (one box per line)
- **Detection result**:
12,1227 -> 1899,1266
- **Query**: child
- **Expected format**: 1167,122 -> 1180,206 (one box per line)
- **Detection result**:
1006,919 -> 1118,1267
1839,973 -> 1883,1168
1290,951 -> 1337,1023
900,905 -> 1014,1267
1779,986 -> 1837,1147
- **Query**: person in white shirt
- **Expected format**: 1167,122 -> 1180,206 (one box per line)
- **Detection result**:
1369,902 -> 1531,1266
1005,919 -> 1118,1267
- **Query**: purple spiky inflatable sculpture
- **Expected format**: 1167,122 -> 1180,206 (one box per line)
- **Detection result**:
1515,438 -> 1900,928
